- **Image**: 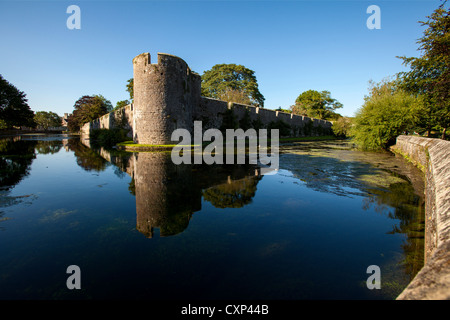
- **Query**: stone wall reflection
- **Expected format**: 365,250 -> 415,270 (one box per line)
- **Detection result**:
133,152 -> 199,237
133,152 -> 262,238
79,139 -> 262,238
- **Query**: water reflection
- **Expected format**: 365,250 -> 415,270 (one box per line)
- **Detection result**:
0,136 -> 425,299
364,182 -> 425,280
66,139 -> 111,172
0,137 -> 38,226
279,141 -> 425,285
78,138 -> 263,238
35,140 -> 63,155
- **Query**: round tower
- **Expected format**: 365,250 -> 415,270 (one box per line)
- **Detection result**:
132,52 -> 201,145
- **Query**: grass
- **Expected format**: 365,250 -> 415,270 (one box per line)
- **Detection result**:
116,135 -> 338,151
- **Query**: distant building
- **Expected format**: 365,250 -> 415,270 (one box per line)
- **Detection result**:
61,113 -> 71,127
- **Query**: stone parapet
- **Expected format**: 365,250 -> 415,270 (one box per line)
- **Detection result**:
393,135 -> 450,300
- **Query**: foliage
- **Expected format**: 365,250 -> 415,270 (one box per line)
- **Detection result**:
332,116 -> 352,138
275,107 -> 292,113
239,109 -> 253,130
267,119 -> 291,137
291,90 -> 343,120
397,2 -> 450,138
126,78 -> 134,101
252,116 -> 264,131
217,88 -> 252,105
115,99 -> 130,111
0,74 -> 35,128
201,64 -> 265,107
219,108 -> 239,132
67,95 -> 110,132
34,111 -> 61,130
350,79 -> 424,150
94,94 -> 113,112
90,128 -> 132,148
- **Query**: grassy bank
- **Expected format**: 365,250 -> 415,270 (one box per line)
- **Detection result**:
116,135 -> 338,151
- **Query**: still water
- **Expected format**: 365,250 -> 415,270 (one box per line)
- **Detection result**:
0,134 -> 424,300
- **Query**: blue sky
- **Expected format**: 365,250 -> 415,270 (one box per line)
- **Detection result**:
0,0 -> 443,117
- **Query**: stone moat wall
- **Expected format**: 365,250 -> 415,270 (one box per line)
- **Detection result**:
81,52 -> 332,144
393,135 -> 450,300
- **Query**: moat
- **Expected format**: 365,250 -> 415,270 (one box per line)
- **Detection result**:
0,134 -> 425,300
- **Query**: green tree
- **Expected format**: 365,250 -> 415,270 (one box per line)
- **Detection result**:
126,78 -> 134,101
114,99 -> 130,110
291,90 -> 343,120
275,107 -> 292,113
95,94 -> 113,112
67,95 -> 109,132
351,79 -> 424,150
0,74 -> 35,128
217,88 -> 252,106
397,2 -> 450,139
201,64 -> 265,107
34,111 -> 61,130
239,109 -> 253,130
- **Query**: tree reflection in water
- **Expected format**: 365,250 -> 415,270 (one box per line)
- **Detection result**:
0,137 -> 38,228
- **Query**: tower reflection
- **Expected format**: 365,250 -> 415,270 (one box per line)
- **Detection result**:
78,138 -> 262,238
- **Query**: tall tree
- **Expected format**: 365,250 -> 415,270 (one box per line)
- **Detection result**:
292,90 -> 343,120
397,1 -> 450,139
67,95 -> 109,132
201,64 -> 265,107
94,94 -> 113,112
0,74 -> 35,128
34,111 -> 61,130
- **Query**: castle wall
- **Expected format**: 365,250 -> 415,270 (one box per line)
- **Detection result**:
81,52 -> 333,143
80,103 -> 134,138
195,98 -> 332,137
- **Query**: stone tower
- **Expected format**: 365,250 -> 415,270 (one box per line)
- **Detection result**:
132,52 -> 201,145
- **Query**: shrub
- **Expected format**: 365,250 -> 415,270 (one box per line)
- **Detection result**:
350,80 -> 423,150
332,117 -> 352,138
90,128 -> 132,148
